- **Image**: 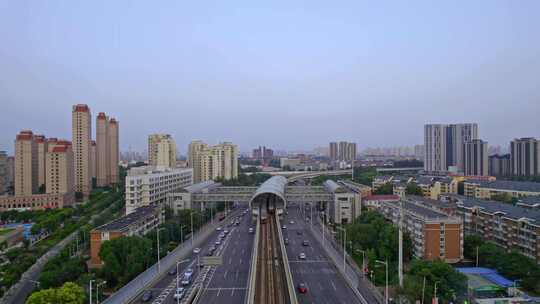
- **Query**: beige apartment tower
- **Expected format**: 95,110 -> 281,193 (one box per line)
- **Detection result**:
188,141 -> 238,183
46,142 -> 74,196
35,135 -> 47,191
96,113 -> 110,187
148,134 -> 176,168
15,130 -> 38,196
90,140 -> 96,182
72,104 -> 92,197
463,139 -> 488,176
108,118 -> 119,184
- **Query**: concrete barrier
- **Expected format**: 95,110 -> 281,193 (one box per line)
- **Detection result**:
275,214 -> 298,304
245,217 -> 260,304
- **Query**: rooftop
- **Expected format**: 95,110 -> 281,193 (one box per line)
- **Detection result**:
467,180 -> 540,193
454,195 -> 540,225
364,194 -> 400,201
94,205 -> 160,232
183,180 -> 220,193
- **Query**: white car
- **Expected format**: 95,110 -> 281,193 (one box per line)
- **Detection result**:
282,225 -> 287,229
193,247 -> 201,254
216,227 -> 222,231
290,220 -> 294,224
184,268 -> 194,276
173,287 -> 185,300
248,228 -> 254,233
299,253 -> 306,260
215,240 -> 221,245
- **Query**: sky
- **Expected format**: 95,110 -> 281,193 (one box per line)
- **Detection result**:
1,1 -> 539,155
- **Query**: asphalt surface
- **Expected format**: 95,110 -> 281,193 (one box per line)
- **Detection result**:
130,206 -> 254,304
282,203 -> 361,304
197,206 -> 254,303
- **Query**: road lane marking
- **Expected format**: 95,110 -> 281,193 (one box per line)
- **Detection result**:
331,280 -> 337,291
224,270 -> 228,278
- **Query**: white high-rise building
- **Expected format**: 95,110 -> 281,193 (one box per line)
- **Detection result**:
148,134 -> 177,169
424,123 -> 478,172
188,141 -> 238,183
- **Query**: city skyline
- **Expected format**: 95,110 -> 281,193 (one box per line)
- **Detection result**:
1,1 -> 540,153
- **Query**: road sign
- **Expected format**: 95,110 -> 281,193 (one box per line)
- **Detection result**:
201,256 -> 223,266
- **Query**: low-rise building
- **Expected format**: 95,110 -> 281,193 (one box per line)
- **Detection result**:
363,194 -> 400,210
90,205 -> 163,267
0,193 -> 74,211
323,180 -> 361,225
125,166 -> 193,215
464,179 -> 540,200
450,195 -> 540,263
372,175 -> 393,192
0,226 -> 24,249
379,198 -> 463,263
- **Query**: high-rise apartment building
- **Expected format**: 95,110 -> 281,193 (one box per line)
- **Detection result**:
45,141 -> 74,198
72,104 -> 92,197
35,135 -> 47,191
148,134 -> 176,168
252,146 -> 274,161
488,154 -> 511,176
6,156 -> 14,192
414,144 -> 425,161
338,141 -> 348,161
463,139 -> 488,176
424,123 -> 478,172
329,142 -> 338,160
96,113 -> 110,187
188,141 -> 238,183
15,130 -> 38,196
0,151 -> 7,194
510,138 -> 539,176
108,118 -> 119,184
346,142 -> 357,162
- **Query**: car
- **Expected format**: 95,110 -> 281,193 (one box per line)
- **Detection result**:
302,240 -> 309,246
216,227 -> 222,231
299,253 -> 306,260
297,283 -> 308,294
297,230 -> 303,235
173,287 -> 185,300
193,247 -> 201,254
215,240 -> 221,245
219,233 -> 225,239
284,238 -> 289,245
181,272 -> 193,286
184,268 -> 194,276
168,267 -> 177,275
235,221 -> 240,226
223,230 -> 229,234
141,290 -> 153,302
282,225 -> 287,229
248,228 -> 254,233
290,220 -> 295,224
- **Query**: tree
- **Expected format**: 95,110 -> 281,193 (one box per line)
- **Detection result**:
374,183 -> 393,195
405,183 -> 423,196
99,236 -> 153,287
491,192 -> 514,204
26,282 -> 85,304
463,235 -> 483,261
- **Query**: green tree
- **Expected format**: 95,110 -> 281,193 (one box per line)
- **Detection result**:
374,183 -> 393,195
26,282 -> 85,304
405,183 -> 423,196
491,192 -> 514,204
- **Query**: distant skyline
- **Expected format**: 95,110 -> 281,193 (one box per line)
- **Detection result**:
1,1 -> 540,155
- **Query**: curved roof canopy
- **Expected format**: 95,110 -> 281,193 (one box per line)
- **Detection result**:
249,176 -> 288,208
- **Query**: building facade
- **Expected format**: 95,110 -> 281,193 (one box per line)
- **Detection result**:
96,112 -> 110,187
15,130 -> 38,196
45,142 -> 74,201
0,151 -> 7,194
35,135 -> 47,190
488,154 -> 511,177
188,141 -> 238,183
463,139 -> 488,176
464,180 -> 540,200
424,123 -> 478,173
379,198 -> 463,263
108,118 -> 119,184
72,104 -> 92,197
125,166 -> 193,214
90,205 -> 164,267
510,138 -> 539,176
329,142 -> 338,161
148,134 -> 177,169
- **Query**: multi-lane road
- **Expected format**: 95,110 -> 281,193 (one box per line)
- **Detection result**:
281,204 -> 361,304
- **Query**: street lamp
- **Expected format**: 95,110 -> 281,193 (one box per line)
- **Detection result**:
376,260 -> 388,304
336,226 -> 347,272
157,227 -> 166,272
355,249 -> 367,277
96,281 -> 106,304
433,281 -> 440,303
191,210 -> 194,249
89,279 -> 95,304
180,225 -> 186,244
176,259 -> 190,304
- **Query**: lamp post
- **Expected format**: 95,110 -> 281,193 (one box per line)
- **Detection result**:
476,246 -> 479,267
96,281 -> 106,304
309,203 -> 313,230
176,259 -> 190,304
433,281 -> 439,303
355,249 -> 367,277
157,227 -> 165,272
89,279 -> 95,304
180,225 -> 186,244
376,260 -> 388,304
191,210 -> 194,249
336,226 -> 346,272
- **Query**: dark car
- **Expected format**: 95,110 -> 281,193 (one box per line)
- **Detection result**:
297,283 -> 308,294
284,238 -> 289,245
297,231 -> 303,235
302,240 -> 309,246
168,267 -> 177,275
142,290 -> 153,302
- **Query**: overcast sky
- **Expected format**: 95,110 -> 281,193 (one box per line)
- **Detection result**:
1,1 -> 539,155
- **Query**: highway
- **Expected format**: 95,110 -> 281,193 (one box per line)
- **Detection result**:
282,203 -> 362,304
129,206 -> 251,304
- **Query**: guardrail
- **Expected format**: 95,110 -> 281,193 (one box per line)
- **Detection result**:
245,216 -> 260,304
274,214 -> 298,304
